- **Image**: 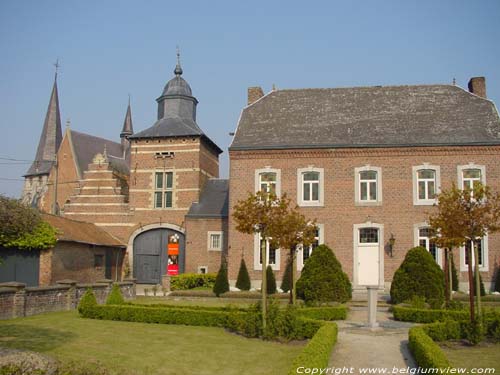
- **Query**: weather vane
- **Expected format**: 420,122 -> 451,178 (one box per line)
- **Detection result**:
54,58 -> 60,78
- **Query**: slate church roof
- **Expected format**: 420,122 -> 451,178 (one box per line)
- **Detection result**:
230,84 -> 500,151
186,179 -> 229,218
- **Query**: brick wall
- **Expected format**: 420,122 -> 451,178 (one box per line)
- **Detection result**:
184,217 -> 228,273
0,280 -> 136,320
228,145 -> 500,291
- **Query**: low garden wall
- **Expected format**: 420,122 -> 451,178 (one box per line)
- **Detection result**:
0,279 -> 136,320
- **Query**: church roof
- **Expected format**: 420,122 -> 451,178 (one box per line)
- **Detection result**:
24,77 -> 63,177
71,130 -> 128,176
186,179 -> 229,218
230,84 -> 500,151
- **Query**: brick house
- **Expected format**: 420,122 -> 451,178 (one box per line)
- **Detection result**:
20,58 -> 500,292
228,78 -> 500,292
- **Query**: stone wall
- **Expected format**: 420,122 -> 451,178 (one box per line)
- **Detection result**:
0,279 -> 136,320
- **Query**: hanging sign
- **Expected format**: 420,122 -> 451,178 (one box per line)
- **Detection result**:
167,234 -> 180,276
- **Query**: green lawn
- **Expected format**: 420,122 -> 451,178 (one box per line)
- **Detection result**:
440,341 -> 500,372
0,311 -> 303,375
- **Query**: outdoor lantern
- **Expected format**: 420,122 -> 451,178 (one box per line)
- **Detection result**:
388,233 -> 396,257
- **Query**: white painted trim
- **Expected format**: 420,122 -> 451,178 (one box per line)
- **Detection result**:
126,223 -> 186,277
353,222 -> 384,289
412,164 -> 441,206
354,165 -> 382,206
297,167 -> 324,207
297,223 -> 324,271
254,167 -> 281,197
459,236 -> 489,272
94,223 -> 136,227
253,233 -> 280,271
457,164 -> 486,189
413,223 -> 443,268
207,231 -> 223,251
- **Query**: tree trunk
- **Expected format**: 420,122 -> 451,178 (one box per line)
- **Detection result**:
289,247 -> 294,305
448,250 -> 453,301
473,240 -> 482,318
467,244 -> 475,323
292,247 -> 297,305
261,237 -> 267,329
444,248 -> 450,305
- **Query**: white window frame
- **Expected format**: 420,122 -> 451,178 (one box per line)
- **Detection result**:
413,223 -> 442,268
354,166 -> 382,206
457,164 -> 486,190
412,165 -> 440,206
207,231 -> 223,251
460,236 -> 489,272
253,233 -> 280,271
297,167 -> 324,207
297,223 -> 324,271
255,167 -> 281,197
198,266 -> 208,274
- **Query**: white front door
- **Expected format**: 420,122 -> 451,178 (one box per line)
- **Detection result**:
357,228 -> 380,286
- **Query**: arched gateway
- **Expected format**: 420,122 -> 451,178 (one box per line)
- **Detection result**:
133,227 -> 185,284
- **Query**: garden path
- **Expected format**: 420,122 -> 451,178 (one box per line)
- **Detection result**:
329,307 -> 417,374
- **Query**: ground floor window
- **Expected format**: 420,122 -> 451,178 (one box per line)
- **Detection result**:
297,224 -> 324,271
253,234 -> 280,271
461,237 -> 488,272
414,224 -> 442,268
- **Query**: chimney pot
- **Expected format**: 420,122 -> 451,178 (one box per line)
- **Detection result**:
247,86 -> 264,105
468,77 -> 487,98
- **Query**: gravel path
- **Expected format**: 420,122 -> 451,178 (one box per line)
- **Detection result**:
328,308 -> 417,374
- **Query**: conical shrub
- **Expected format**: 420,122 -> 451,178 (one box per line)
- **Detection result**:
106,284 -> 125,305
280,258 -> 292,293
266,265 -> 277,294
235,258 -> 251,291
451,254 -> 459,292
213,260 -> 230,297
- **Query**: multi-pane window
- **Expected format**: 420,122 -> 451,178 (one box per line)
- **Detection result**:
465,239 -> 483,267
417,170 -> 436,200
418,228 -> 439,264
259,172 -> 277,194
303,228 -> 320,264
359,171 -> 377,202
259,238 -> 277,265
359,228 -> 379,243
462,169 -> 482,190
154,171 -> 173,208
302,172 -> 320,202
208,232 -> 223,251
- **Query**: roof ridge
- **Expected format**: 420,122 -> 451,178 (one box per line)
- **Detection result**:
275,83 -> 458,92
71,129 -> 121,146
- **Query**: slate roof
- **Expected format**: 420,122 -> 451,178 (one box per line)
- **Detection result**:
25,78 -> 63,177
230,85 -> 500,150
42,213 -> 125,248
71,130 -> 128,176
186,179 -> 229,218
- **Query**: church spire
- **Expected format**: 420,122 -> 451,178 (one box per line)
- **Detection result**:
120,96 -> 134,150
24,65 -> 63,177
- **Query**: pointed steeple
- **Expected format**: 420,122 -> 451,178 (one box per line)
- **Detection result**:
120,97 -> 134,149
24,69 -> 63,177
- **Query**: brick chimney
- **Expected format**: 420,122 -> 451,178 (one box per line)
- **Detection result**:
247,86 -> 264,105
468,77 -> 487,98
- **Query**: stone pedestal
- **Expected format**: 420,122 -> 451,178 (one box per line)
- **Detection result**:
367,286 -> 379,329
162,275 -> 171,292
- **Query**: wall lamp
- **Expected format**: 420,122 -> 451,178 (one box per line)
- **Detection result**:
388,233 -> 396,257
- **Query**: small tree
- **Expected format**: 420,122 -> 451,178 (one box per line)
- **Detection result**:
429,183 -> 500,322
235,258 -> 251,291
390,246 -> 445,306
266,265 -> 276,294
280,258 -> 292,293
296,245 -> 351,304
213,259 -> 230,297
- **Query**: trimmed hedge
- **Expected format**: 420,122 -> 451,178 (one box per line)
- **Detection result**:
295,306 -> 348,321
170,273 -> 216,291
288,323 -> 338,375
393,306 -> 469,323
408,327 -> 450,370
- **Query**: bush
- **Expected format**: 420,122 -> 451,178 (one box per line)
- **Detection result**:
213,261 -> 230,297
170,273 -> 216,291
408,327 -> 450,370
235,258 -> 251,291
288,323 -> 338,375
105,284 -> 125,305
393,306 -> 469,323
296,245 -> 352,304
495,264 -> 500,293
473,272 -> 486,297
266,265 -> 277,294
281,258 -> 292,293
77,288 -> 97,314
295,306 -> 348,321
390,247 -> 445,305
463,319 -> 484,345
